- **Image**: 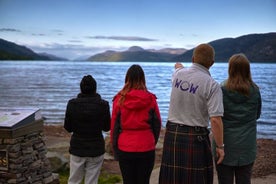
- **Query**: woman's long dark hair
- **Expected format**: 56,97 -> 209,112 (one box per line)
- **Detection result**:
118,64 -> 147,105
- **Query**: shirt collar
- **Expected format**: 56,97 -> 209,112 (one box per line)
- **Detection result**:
191,63 -> 211,76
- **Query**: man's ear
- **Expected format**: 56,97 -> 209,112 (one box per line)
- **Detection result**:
211,60 -> 214,66
208,60 -> 214,68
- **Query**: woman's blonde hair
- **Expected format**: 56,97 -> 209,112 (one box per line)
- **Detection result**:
226,53 -> 256,96
118,64 -> 147,105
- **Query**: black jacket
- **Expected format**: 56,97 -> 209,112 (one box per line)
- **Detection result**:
64,93 -> 111,157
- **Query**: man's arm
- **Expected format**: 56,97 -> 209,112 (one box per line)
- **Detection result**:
210,116 -> 225,164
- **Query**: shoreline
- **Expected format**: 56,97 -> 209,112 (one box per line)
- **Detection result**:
43,125 -> 276,182
44,121 -> 276,141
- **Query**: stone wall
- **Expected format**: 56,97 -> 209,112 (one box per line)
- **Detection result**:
0,131 -> 57,184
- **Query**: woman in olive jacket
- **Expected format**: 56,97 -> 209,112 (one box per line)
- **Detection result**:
64,75 -> 110,184
214,54 -> 262,184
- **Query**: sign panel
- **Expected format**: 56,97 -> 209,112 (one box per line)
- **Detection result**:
0,107 -> 42,128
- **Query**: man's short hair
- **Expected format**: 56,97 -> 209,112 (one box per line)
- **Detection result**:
193,44 -> 215,68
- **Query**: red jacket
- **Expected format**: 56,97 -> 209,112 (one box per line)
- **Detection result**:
111,89 -> 161,152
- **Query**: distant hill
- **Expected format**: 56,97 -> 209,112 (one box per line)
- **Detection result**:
0,38 -> 67,61
149,48 -> 187,55
1,32 -> 275,62
87,46 -> 186,62
38,52 -> 68,61
0,38 -> 49,60
174,33 -> 276,62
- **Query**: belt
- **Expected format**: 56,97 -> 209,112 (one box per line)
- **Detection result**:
167,121 -> 209,134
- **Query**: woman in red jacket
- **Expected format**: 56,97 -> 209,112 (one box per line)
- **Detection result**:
111,64 -> 161,184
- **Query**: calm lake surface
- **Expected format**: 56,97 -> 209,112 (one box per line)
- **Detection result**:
0,61 -> 275,139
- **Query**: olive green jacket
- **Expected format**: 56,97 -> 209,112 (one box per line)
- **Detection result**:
215,81 -> 262,166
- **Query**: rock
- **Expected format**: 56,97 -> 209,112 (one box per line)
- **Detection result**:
46,151 -> 69,172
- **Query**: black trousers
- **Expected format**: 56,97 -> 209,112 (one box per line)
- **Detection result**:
118,150 -> 155,184
216,162 -> 254,184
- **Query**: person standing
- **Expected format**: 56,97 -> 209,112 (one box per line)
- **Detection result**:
215,53 -> 262,184
111,64 -> 161,184
159,43 -> 225,184
64,75 -> 111,184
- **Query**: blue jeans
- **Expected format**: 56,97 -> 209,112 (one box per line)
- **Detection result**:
216,162 -> 254,184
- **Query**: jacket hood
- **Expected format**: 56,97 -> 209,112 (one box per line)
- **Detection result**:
77,93 -> 100,98
123,89 -> 154,110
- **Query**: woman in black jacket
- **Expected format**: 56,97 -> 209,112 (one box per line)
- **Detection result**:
64,75 -> 111,184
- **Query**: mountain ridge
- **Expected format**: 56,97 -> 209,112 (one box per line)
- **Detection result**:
0,38 -> 50,60
0,38 -> 67,61
174,32 -> 276,62
87,32 -> 276,62
1,32 -> 276,62
87,47 -> 186,62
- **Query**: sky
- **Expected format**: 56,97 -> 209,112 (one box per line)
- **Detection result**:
0,0 -> 275,60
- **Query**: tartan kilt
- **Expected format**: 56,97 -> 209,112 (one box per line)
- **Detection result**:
159,121 -> 213,184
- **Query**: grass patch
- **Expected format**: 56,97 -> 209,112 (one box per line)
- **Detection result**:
98,172 -> 122,184
57,168 -> 122,184
58,169 -> 70,184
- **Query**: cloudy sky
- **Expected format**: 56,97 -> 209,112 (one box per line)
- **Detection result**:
0,0 -> 275,60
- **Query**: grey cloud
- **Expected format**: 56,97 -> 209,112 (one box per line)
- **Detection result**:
51,29 -> 64,36
86,36 -> 158,41
30,43 -> 85,50
68,40 -> 83,43
32,33 -> 46,36
0,28 -> 21,32
185,44 -> 196,49
163,44 -> 173,47
51,29 -> 64,33
26,43 -> 118,60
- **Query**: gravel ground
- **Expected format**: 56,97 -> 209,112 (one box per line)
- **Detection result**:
43,125 -> 276,183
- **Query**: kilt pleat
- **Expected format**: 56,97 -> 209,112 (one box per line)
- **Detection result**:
159,122 -> 213,184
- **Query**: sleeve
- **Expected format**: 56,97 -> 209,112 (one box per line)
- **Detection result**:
64,100 -> 73,133
110,96 -> 119,146
171,67 -> 182,83
149,95 -> 162,144
110,96 -> 121,160
102,101 -> 111,132
257,89 -> 262,119
207,82 -> 224,117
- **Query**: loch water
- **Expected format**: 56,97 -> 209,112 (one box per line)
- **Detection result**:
0,61 -> 275,139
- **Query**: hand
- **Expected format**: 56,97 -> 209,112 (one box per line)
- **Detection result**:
175,62 -> 184,69
216,148 -> 225,164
